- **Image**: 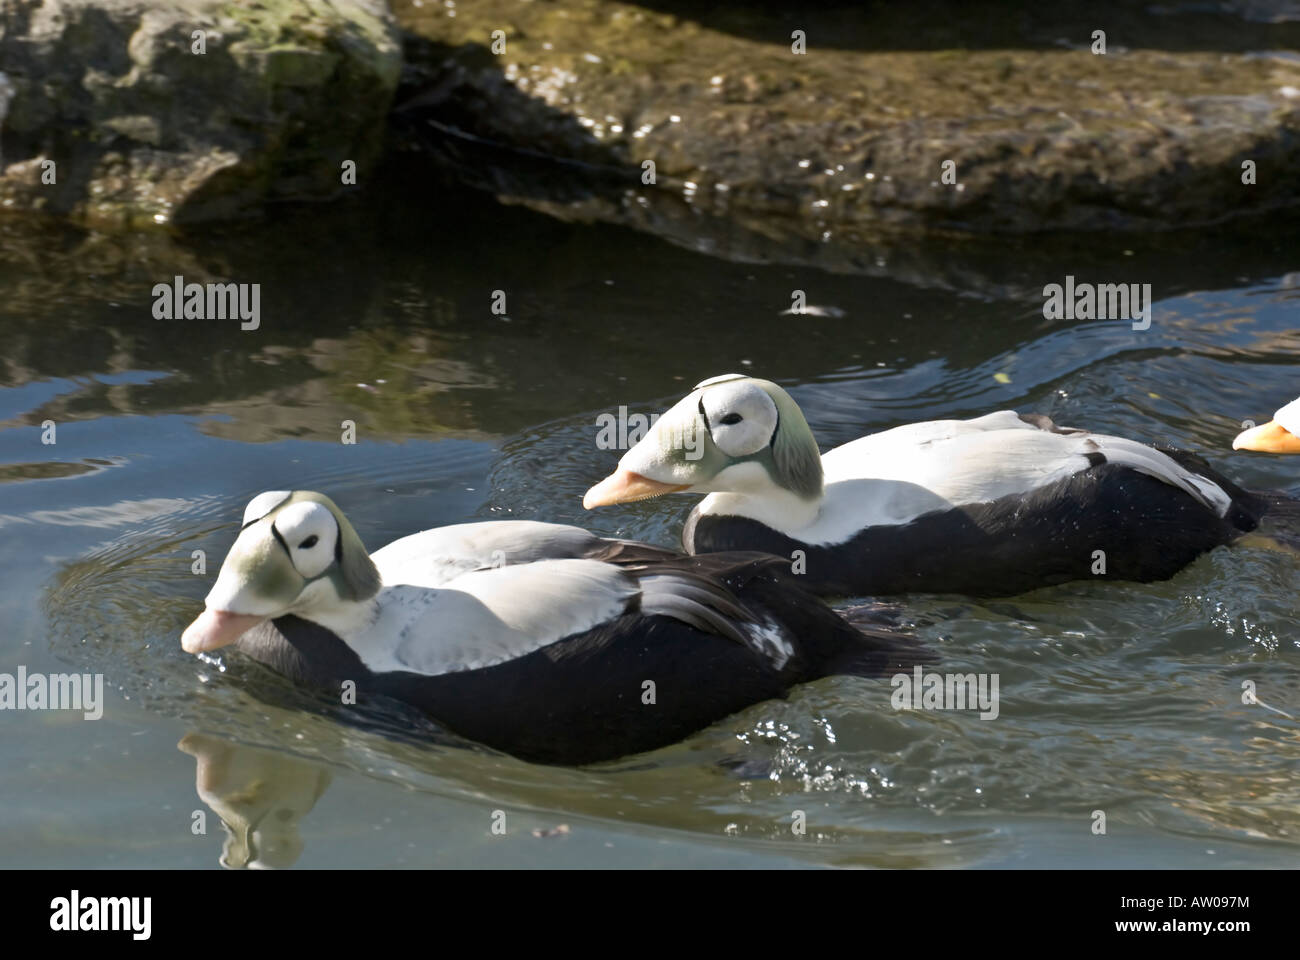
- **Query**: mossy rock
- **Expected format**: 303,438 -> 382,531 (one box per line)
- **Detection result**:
0,0 -> 402,228
392,0 -> 1300,237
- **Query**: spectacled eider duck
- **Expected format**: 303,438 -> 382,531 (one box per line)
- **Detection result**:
180,490 -> 924,766
583,375 -> 1277,598
1233,396 -> 1300,454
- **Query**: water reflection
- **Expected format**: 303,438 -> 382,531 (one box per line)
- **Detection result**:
4,161 -> 1300,450
180,733 -> 331,869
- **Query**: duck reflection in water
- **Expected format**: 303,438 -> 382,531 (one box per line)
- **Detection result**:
179,733 -> 331,869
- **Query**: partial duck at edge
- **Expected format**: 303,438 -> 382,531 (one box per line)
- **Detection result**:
1234,396 -> 1300,454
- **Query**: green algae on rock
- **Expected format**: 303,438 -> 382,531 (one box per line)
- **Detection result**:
392,0 -> 1300,239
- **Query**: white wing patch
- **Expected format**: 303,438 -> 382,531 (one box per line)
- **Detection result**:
745,619 -> 795,670
777,411 -> 1232,545
341,558 -> 637,676
370,520 -> 600,588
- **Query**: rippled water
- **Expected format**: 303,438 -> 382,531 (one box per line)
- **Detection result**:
2,167 -> 1298,868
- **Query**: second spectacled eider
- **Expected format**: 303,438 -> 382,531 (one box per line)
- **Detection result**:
584,374 -> 1279,597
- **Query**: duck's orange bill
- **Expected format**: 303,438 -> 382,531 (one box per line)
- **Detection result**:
1233,419 -> 1300,454
583,470 -> 689,509
182,609 -> 267,654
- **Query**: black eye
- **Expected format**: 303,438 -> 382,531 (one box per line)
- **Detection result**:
719,413 -> 743,426
298,535 -> 319,549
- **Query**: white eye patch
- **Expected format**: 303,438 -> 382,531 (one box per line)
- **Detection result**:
243,490 -> 292,526
700,381 -> 778,458
272,501 -> 338,579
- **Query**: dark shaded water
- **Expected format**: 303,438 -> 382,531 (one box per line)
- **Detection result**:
2,162 -> 1298,868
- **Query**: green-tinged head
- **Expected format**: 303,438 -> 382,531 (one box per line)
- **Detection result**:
584,374 -> 824,509
180,490 -> 379,654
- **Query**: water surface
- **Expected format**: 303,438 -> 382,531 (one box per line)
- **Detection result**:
1,171 -> 1298,868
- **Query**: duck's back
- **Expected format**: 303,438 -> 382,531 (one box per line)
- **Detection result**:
686,412 -> 1265,597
